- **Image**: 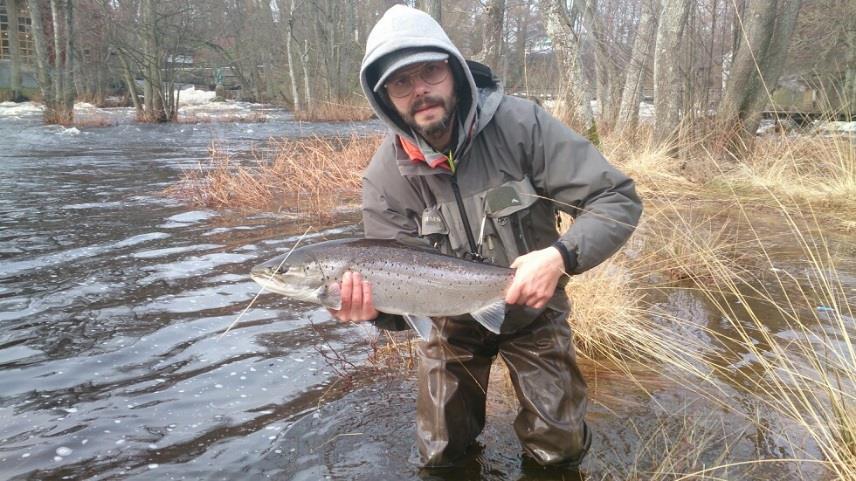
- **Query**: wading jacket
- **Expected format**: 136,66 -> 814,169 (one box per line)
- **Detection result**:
359,5 -> 642,330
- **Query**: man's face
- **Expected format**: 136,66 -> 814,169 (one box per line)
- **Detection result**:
385,61 -> 457,140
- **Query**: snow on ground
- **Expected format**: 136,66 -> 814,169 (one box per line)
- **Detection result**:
1,87 -> 257,122
0,101 -> 44,118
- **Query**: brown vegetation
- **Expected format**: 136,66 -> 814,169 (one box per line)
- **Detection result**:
168,135 -> 382,222
176,112 -> 268,124
292,100 -> 375,122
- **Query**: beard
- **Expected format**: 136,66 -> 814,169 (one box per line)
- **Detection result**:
403,93 -> 458,141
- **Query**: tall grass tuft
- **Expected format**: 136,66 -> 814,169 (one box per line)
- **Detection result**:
293,100 -> 375,122
167,135 -> 382,221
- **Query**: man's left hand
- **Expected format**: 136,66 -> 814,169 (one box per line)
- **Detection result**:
505,246 -> 566,309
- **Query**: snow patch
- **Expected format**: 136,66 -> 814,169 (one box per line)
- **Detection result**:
0,101 -> 43,117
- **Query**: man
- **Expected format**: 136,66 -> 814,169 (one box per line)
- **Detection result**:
329,4 -> 642,470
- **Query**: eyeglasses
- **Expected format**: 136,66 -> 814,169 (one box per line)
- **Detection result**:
385,60 -> 450,98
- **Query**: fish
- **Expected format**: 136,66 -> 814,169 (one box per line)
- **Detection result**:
250,238 -> 514,339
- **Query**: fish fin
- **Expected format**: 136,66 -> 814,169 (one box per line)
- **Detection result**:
317,284 -> 341,310
403,314 -> 434,340
471,300 -> 506,334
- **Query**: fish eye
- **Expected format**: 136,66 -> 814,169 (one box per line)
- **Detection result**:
276,265 -> 290,274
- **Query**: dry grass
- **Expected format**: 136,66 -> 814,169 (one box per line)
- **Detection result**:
561,191 -> 855,478
73,114 -> 118,128
293,99 -> 375,122
721,135 -> 856,203
176,112 -> 268,124
167,135 -> 382,221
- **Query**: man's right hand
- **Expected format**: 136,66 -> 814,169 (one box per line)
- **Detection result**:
327,271 -> 380,322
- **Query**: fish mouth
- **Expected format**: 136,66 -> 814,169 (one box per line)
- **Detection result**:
250,272 -> 323,303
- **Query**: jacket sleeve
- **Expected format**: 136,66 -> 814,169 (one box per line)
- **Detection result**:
529,105 -> 643,274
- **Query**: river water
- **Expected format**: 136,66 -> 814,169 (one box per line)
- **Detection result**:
1,102 -> 853,481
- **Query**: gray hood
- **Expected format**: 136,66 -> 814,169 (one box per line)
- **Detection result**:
360,5 -> 500,156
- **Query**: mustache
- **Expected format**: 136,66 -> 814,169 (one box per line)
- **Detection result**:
409,95 -> 445,116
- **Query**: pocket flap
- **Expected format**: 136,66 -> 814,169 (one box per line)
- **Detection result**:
484,177 -> 538,218
419,205 -> 449,236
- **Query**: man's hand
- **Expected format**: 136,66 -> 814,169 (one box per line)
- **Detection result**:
505,246 -> 566,309
327,271 -> 380,322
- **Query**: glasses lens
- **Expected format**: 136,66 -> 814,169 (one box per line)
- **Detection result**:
385,61 -> 449,98
387,78 -> 411,98
421,61 -> 449,85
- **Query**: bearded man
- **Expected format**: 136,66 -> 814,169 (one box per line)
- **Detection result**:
329,4 -> 642,471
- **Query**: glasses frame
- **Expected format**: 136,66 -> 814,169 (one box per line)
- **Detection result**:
384,60 -> 450,99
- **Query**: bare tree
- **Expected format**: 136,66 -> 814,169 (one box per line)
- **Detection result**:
478,0 -> 505,71
618,0 -> 658,130
718,0 -> 801,151
415,0 -> 441,23
652,0 -> 692,145
542,0 -> 596,137
26,0 -> 74,124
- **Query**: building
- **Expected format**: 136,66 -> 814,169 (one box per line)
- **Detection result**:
0,0 -> 37,92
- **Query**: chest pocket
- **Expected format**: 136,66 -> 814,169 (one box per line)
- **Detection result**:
418,177 -> 540,263
482,177 -> 539,263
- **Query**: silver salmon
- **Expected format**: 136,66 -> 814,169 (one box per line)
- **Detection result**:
250,238 -> 513,338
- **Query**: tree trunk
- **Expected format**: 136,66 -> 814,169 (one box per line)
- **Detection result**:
542,0 -> 596,138
62,0 -> 74,113
580,0 -> 619,126
142,0 -> 165,121
7,0 -> 24,100
416,0 -> 441,24
846,20 -> 856,118
118,49 -> 142,114
301,39 -> 312,109
479,0 -> 505,71
25,0 -> 57,119
653,0 -> 692,146
717,0 -> 801,150
618,0 -> 658,130
51,0 -> 65,110
282,0 -> 301,110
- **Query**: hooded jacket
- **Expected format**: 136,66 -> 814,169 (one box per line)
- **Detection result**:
359,6 -> 642,329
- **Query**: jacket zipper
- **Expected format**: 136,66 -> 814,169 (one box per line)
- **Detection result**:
450,175 -> 482,261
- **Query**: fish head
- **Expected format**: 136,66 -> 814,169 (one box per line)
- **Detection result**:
250,248 -> 333,305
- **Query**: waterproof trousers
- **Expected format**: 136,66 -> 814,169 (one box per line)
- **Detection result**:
413,308 -> 590,467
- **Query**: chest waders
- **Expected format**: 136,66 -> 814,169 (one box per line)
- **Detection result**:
411,152 -> 591,468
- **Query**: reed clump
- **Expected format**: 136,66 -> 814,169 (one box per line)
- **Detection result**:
168,134 -> 382,221
293,100 -> 375,122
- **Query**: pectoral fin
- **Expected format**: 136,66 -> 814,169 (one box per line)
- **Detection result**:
317,284 -> 341,310
403,314 -> 434,340
470,300 -> 506,334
